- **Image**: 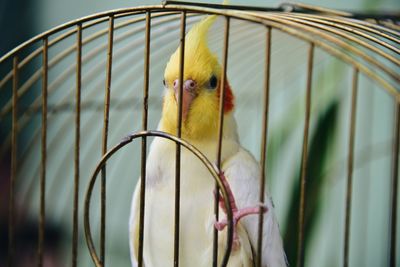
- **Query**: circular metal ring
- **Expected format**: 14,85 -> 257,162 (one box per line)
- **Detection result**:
84,130 -> 234,267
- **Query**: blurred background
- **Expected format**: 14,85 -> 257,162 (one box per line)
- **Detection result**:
0,0 -> 399,266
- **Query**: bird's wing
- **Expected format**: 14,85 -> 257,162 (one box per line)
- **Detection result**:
222,147 -> 288,267
129,180 -> 140,267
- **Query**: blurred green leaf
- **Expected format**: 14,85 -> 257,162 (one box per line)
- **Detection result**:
283,99 -> 339,265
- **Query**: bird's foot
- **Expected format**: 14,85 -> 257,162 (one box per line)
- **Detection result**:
214,204 -> 268,231
213,171 -> 268,250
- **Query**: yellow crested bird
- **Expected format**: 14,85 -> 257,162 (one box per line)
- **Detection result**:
129,14 -> 287,267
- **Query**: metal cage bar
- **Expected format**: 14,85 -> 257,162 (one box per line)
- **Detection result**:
1,4 -> 399,267
343,68 -> 359,267
256,25 -> 272,267
237,11 -> 398,96
84,131 -> 234,267
2,11 -> 398,122
213,15 -> 231,267
297,43 -> 314,267
253,13 -> 399,85
0,12 -> 187,114
38,37 -> 48,267
279,13 -> 400,54
379,20 -> 400,32
100,15 -> 115,266
0,14 -> 203,162
272,14 -> 400,67
174,10 -> 187,267
0,11 -> 197,96
299,14 -> 399,44
390,102 -> 400,267
138,10 -> 151,267
72,23 -> 82,267
1,6 -> 398,126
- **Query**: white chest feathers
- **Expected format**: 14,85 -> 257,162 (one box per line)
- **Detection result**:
130,137 -> 254,266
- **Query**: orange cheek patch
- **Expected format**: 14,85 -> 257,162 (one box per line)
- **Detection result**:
216,80 -> 235,113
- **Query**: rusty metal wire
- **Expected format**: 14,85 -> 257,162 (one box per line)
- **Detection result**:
0,2 -> 399,267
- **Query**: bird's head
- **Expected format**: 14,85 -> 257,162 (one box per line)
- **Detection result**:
161,15 -> 234,140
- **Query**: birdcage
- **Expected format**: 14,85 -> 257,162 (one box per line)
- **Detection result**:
0,1 -> 399,267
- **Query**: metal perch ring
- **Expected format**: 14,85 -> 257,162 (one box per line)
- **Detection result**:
84,130 -> 235,267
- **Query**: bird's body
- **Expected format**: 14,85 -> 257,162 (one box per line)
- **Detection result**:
130,116 -> 253,266
129,13 -> 287,267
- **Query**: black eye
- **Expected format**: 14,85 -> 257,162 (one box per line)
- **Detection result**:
163,79 -> 166,86
209,75 -> 218,89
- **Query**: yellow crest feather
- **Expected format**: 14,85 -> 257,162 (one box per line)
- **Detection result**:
161,5 -> 231,140
164,0 -> 229,83
164,14 -> 221,87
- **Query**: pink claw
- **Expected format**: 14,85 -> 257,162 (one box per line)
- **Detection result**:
214,220 -> 226,231
214,204 -> 268,231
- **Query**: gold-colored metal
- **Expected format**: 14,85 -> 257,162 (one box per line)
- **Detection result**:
1,6 -> 399,127
213,16 -> 231,267
0,11 -> 196,98
0,8 -> 150,64
257,26 -> 271,267
0,16 -> 110,91
138,11 -> 151,267
253,13 -> 399,84
72,23 -> 82,267
0,12 -> 186,118
174,10 -> 186,267
99,15 -> 114,266
38,37 -> 48,267
0,5 -> 396,97
344,68 -> 359,267
280,13 -> 400,54
379,20 -> 400,32
0,13 -> 200,157
84,131 -> 234,267
297,43 -> 314,267
245,13 -> 398,97
273,13 -> 400,66
390,102 -> 400,267
1,3 -> 399,267
280,2 -> 353,17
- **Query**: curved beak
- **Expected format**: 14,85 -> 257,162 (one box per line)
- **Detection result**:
173,79 -> 197,120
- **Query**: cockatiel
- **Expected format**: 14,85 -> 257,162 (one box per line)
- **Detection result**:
129,14 -> 287,267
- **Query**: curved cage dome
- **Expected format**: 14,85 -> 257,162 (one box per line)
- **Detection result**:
0,1 -> 399,267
